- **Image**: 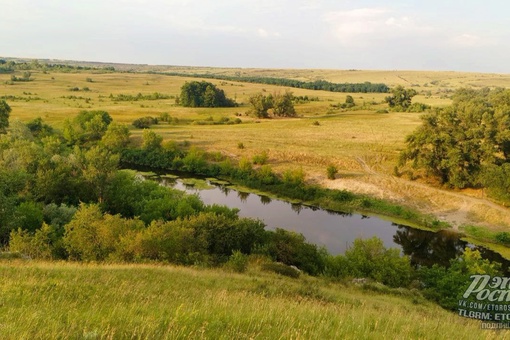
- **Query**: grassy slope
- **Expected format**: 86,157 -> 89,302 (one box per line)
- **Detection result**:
0,260 -> 505,339
3,68 -> 510,241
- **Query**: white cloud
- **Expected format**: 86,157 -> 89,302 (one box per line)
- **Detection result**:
323,7 -> 432,45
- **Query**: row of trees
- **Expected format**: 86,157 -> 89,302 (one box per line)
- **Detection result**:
162,71 -> 390,93
399,88 -> 510,197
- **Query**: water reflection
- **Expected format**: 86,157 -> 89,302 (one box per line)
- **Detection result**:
147,172 -> 510,271
237,191 -> 250,202
220,185 -> 231,195
260,195 -> 272,205
393,225 -> 465,267
291,203 -> 303,214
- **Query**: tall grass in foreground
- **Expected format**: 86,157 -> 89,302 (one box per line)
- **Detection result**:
0,261 -> 506,339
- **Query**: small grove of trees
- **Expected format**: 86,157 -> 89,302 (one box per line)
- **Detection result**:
62,110 -> 113,146
177,81 -> 237,108
399,88 -> 510,194
385,85 -> 417,111
248,91 -> 296,118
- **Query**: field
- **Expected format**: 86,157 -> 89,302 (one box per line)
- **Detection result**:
0,259 -> 506,339
2,66 -> 510,234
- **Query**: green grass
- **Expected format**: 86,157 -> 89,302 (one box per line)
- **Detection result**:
0,260 -> 505,339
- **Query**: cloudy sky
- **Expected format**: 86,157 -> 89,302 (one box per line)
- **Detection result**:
1,0 -> 508,73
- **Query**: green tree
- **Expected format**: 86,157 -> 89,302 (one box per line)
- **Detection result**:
141,129 -> 163,150
399,88 -> 510,189
101,123 -> 130,151
179,81 -> 236,108
81,146 -> 120,202
0,100 -> 11,133
385,86 -> 417,111
272,91 -> 296,117
248,93 -> 273,118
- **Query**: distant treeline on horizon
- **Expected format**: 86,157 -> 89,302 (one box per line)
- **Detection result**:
155,71 -> 390,93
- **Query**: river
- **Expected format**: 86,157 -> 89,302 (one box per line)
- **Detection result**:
145,172 -> 509,271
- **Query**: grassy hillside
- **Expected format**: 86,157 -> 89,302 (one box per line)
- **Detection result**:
2,66 -> 510,243
0,260 -> 505,339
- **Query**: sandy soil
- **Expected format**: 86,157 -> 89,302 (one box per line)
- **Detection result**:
316,157 -> 510,231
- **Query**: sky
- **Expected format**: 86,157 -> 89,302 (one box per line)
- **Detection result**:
1,0 -> 509,73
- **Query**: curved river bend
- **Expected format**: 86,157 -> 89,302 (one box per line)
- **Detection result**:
148,173 -> 509,271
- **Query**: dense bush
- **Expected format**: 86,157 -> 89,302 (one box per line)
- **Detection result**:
132,116 -> 158,129
324,237 -> 412,288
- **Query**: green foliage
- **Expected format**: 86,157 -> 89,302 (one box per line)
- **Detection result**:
419,248 -> 501,310
141,129 -> 163,151
248,91 -> 296,118
11,71 -> 32,82
132,116 -> 158,129
344,237 -> 412,288
282,168 -> 305,187
63,203 -> 144,261
385,86 -> 417,111
0,99 -> 11,133
225,250 -> 249,273
252,151 -> 269,165
109,92 -> 173,102
13,201 -> 44,233
178,81 -> 236,107
26,117 -> 54,138
248,93 -> 273,118
400,88 -> 510,189
264,228 -> 326,275
9,223 -> 56,259
407,102 -> 431,113
182,147 -> 208,173
272,91 -> 296,117
164,71 -> 390,93
480,163 -> 510,202
101,123 -> 130,151
62,110 -> 112,145
326,164 -> 338,180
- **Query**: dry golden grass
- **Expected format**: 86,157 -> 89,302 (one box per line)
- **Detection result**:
2,67 -> 510,233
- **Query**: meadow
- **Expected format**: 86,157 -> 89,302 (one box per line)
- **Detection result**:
2,66 -> 510,236
0,259 -> 506,339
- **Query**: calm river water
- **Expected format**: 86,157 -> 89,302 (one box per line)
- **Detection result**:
149,174 -> 509,271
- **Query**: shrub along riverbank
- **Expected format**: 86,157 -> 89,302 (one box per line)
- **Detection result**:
120,146 -> 445,232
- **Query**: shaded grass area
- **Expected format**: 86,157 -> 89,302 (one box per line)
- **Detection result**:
0,261 -> 503,339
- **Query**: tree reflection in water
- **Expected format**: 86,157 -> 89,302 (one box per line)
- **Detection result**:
393,224 -> 510,274
259,195 -> 272,205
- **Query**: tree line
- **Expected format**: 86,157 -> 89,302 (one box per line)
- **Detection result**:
158,71 -> 390,93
